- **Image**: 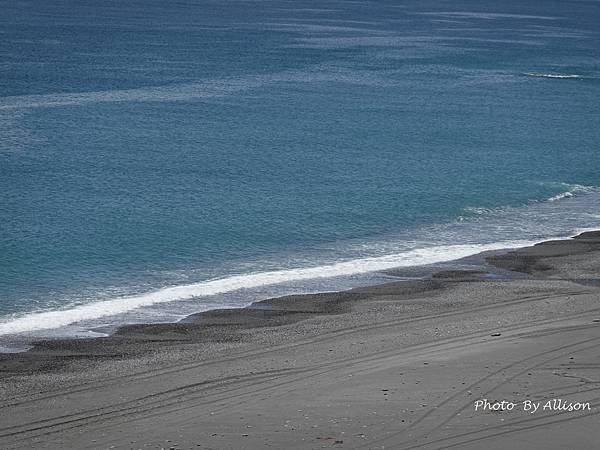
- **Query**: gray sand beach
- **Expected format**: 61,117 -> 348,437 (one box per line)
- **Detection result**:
1,232 -> 599,449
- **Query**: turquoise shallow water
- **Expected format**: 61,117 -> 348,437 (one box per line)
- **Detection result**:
1,0 -> 600,340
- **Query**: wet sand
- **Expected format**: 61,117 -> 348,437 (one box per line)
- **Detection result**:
0,232 -> 599,449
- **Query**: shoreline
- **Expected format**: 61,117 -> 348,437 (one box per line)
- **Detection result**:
0,242 -> 538,355
1,231 -> 599,448
0,228 -> 591,351
0,231 -> 595,359
0,238 -> 542,342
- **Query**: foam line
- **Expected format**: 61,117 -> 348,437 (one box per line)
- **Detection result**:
0,66 -> 387,111
525,72 -> 581,79
0,78 -> 267,111
546,184 -> 599,202
0,240 -> 537,336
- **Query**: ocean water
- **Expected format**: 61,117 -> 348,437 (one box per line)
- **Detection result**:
1,0 -> 600,345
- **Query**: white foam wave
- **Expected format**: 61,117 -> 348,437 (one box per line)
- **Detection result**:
546,184 -> 599,202
0,240 -> 536,336
462,184 -> 599,216
525,72 -> 581,79
462,206 -> 497,215
547,191 -> 574,201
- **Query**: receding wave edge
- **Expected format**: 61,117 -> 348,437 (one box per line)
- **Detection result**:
0,239 -> 538,336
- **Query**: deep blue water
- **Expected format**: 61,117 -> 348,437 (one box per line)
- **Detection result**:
1,0 -> 600,341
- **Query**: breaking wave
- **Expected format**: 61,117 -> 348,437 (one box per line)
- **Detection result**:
524,72 -> 582,79
546,184 -> 599,202
0,239 -> 536,336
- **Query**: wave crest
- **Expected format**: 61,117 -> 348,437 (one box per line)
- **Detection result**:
524,72 -> 582,79
546,183 -> 599,202
0,240 -> 536,336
